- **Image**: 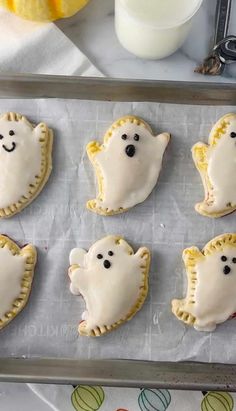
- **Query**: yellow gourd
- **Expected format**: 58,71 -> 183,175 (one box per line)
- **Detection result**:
0,0 -> 90,21
201,392 -> 234,411
71,385 -> 105,411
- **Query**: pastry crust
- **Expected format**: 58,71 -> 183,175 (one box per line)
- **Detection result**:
172,233 -> 236,331
0,112 -> 53,218
0,235 -> 37,330
87,115 -> 170,215
192,113 -> 236,218
68,235 -> 151,337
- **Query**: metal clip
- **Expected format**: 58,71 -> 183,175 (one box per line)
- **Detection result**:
213,35 -> 236,64
195,0 -> 234,75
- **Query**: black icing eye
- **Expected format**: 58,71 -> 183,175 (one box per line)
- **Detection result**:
9,130 -> 15,136
221,256 -> 227,262
0,135 -> 3,140
121,134 -> 127,140
134,133 -> 139,141
108,250 -> 113,256
103,260 -> 111,269
97,254 -> 103,259
230,132 -> 236,138
232,258 -> 236,263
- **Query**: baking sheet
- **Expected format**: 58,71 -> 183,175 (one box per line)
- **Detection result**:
0,98 -> 235,364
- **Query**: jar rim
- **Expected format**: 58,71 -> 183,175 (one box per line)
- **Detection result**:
117,0 -> 203,30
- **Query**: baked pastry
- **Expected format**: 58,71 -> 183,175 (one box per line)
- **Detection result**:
0,235 -> 37,330
87,115 -> 170,215
192,113 -> 236,217
172,233 -> 236,331
68,235 -> 150,336
0,112 -> 53,218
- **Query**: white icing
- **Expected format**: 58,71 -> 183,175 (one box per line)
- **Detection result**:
0,119 -> 42,208
93,122 -> 169,210
82,311 -> 88,320
70,282 -> 81,295
69,249 -> 87,295
69,248 -> 87,266
187,246 -> 236,331
206,118 -> 236,212
69,236 -> 148,331
0,247 -> 26,318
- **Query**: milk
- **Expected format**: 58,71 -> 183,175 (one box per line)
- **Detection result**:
115,0 -> 203,59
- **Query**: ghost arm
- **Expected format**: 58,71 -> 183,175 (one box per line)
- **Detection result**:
155,132 -> 170,156
182,246 -> 204,269
34,122 -> 52,145
69,266 -> 81,295
135,247 -> 151,268
86,142 -> 107,210
69,248 -> 87,266
69,248 -> 87,295
20,244 -> 37,286
192,142 -> 209,172
20,244 -> 37,263
68,265 -> 89,296
86,141 -> 102,161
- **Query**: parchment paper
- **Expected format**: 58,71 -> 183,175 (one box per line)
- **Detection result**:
0,98 -> 235,364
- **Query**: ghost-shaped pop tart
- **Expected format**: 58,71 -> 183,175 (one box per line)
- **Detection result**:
192,113 -> 236,218
0,235 -> 37,330
86,115 -> 170,215
172,233 -> 236,332
0,112 -> 53,218
68,235 -> 150,336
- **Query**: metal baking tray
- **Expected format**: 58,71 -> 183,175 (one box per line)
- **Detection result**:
0,74 -> 236,391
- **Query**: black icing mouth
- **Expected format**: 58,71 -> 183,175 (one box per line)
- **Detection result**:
2,142 -> 16,152
125,144 -> 136,158
103,260 -> 111,269
223,265 -> 231,275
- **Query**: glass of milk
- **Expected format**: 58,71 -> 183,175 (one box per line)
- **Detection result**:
115,0 -> 203,59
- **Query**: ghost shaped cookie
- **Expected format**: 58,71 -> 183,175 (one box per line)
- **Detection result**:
0,112 -> 53,218
172,233 -> 236,332
87,115 -> 170,215
68,235 -> 150,336
0,235 -> 37,330
192,113 -> 236,218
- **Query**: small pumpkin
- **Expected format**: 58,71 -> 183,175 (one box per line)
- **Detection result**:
138,389 -> 171,411
71,385 -> 105,411
201,391 -> 234,411
0,0 -> 90,21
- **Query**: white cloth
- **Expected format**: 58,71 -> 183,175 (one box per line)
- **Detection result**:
0,8 -> 103,76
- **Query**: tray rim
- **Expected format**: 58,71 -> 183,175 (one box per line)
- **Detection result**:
0,74 -> 236,390
1,357 -> 236,391
0,73 -> 235,104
